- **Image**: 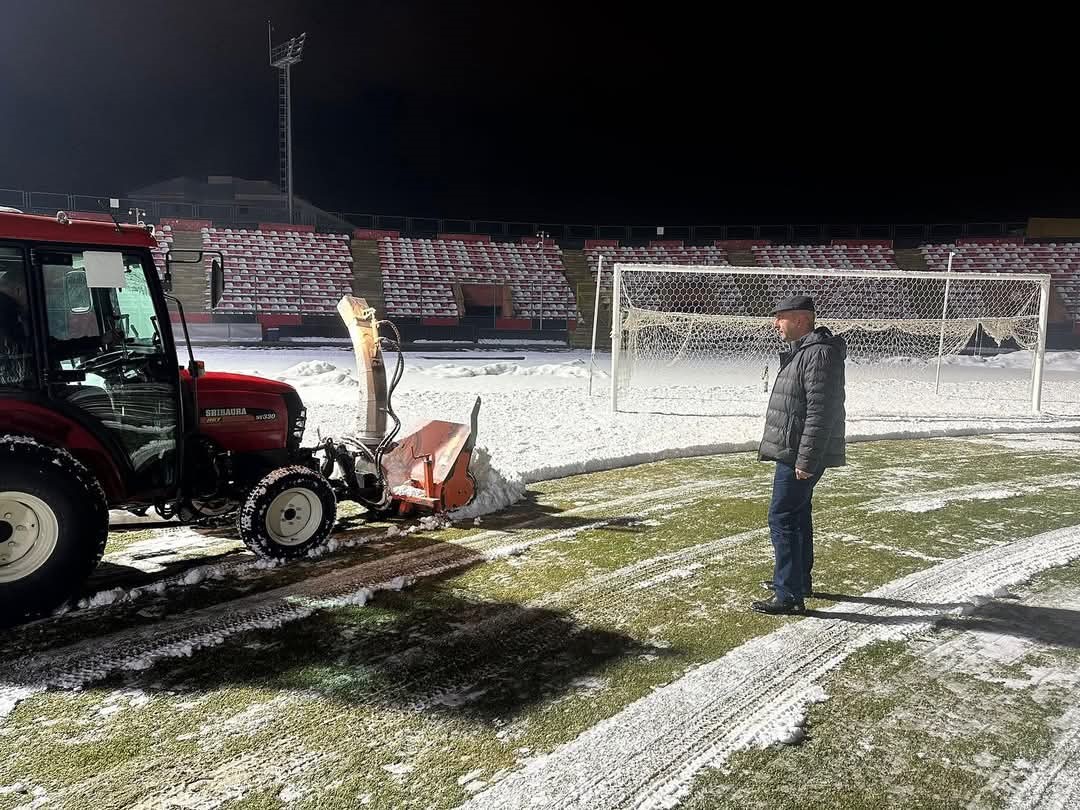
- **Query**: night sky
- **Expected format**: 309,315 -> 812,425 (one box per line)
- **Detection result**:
1,1 -> 1074,226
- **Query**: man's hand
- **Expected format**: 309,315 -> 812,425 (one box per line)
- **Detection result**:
795,468 -> 814,480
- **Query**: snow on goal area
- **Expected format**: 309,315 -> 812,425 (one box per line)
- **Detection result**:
610,264 -> 1053,417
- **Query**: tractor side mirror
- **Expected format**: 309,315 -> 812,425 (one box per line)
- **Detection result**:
64,270 -> 92,313
210,258 -> 224,310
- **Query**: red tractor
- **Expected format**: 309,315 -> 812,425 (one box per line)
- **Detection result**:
0,210 -> 479,617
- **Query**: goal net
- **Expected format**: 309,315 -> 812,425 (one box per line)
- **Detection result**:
610,264 -> 1051,416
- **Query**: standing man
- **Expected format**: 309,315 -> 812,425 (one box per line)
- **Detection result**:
753,295 -> 847,615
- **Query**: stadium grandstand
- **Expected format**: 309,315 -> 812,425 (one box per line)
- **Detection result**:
3,180 -> 1080,349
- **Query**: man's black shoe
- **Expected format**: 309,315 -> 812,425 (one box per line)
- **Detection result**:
751,595 -> 806,615
760,580 -> 813,598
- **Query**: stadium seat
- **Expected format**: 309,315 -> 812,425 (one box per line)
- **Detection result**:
205,227 -> 354,314
585,245 -> 732,280
377,237 -> 578,321
920,242 -> 1080,319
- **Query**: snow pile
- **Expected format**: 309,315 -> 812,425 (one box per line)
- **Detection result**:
278,361 -> 356,388
65,563 -> 237,615
284,360 -> 339,377
863,351 -> 1080,372
414,358 -> 594,380
450,446 -> 526,522
761,685 -> 829,747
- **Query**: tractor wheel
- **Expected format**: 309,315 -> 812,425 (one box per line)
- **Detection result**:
237,466 -> 337,560
0,436 -> 109,620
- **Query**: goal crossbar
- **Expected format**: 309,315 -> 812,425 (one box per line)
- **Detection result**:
614,263 -> 1052,285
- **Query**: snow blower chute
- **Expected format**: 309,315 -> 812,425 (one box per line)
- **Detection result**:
330,295 -> 480,515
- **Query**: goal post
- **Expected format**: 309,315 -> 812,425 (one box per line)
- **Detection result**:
609,263 -> 1052,416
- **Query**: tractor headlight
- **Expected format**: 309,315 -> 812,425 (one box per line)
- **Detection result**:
293,406 -> 307,446
282,391 -> 307,452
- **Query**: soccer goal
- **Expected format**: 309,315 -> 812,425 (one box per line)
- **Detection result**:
609,264 -> 1052,416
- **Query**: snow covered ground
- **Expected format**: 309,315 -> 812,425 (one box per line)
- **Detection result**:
461,525 -> 1080,810
6,429 -> 1080,808
189,346 -> 1080,517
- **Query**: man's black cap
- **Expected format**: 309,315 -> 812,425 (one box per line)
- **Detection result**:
771,295 -> 815,315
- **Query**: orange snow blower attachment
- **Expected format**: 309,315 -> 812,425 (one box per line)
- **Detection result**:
337,294 -> 480,515
381,397 -> 481,513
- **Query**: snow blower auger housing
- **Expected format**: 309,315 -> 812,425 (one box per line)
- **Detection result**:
0,210 -> 479,618
325,295 -> 481,517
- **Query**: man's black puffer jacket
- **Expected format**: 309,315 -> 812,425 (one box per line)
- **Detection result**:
758,326 -> 847,474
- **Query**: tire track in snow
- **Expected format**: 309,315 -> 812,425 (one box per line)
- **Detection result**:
63,519 -> 762,805
0,511 -> 648,718
60,464 -> 1075,622
29,519 -> 753,806
359,526 -> 768,712
1006,702 -> 1080,810
459,525 -> 1080,810
7,474 -> 1078,804
1,476 -> 748,712
4,467 -> 1068,717
53,478 -> 743,623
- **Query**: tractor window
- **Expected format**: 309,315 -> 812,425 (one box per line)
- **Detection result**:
39,251 -> 165,365
37,249 -> 179,490
111,256 -> 162,349
0,247 -> 33,388
41,254 -> 100,346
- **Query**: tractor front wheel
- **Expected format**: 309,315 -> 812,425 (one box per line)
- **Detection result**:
237,466 -> 337,560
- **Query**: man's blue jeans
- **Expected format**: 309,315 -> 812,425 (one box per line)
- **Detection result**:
768,462 -> 823,602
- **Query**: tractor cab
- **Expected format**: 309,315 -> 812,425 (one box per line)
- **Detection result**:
39,247 -> 182,492
0,212 -> 223,505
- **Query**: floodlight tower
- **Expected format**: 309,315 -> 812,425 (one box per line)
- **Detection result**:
269,22 -> 307,224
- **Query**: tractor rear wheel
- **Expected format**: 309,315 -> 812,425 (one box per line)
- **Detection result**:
237,466 -> 337,560
0,436 -> 109,620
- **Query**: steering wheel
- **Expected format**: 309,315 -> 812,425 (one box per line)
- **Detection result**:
79,349 -> 129,374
